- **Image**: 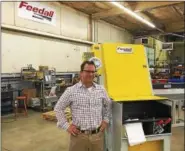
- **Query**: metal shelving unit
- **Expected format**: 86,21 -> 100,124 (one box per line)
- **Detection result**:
1,88 -> 14,116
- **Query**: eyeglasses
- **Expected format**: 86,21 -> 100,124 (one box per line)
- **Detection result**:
83,70 -> 96,74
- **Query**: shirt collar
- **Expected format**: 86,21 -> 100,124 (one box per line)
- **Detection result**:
78,81 -> 97,88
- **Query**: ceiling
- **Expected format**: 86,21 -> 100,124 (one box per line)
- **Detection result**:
60,1 -> 184,38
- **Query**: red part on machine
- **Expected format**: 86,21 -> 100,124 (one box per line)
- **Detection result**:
163,118 -> 172,125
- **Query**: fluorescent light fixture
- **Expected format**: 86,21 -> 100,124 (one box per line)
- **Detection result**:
110,2 -> 156,28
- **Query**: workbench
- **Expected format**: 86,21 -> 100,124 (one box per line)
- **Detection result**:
154,88 -> 184,127
1,87 -> 21,116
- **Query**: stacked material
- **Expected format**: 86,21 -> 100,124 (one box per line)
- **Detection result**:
42,107 -> 72,122
65,107 -> 72,122
42,111 -> 57,121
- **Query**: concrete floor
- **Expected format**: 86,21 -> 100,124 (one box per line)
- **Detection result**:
2,110 -> 184,151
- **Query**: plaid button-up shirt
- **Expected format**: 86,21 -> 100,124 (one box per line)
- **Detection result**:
54,81 -> 111,131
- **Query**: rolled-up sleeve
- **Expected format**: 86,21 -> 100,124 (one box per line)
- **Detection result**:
54,88 -> 71,130
102,88 -> 112,123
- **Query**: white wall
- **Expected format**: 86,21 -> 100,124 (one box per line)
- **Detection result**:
1,2 -> 133,73
1,2 -> 15,25
61,5 -> 90,40
95,21 -> 133,43
2,30 -> 89,73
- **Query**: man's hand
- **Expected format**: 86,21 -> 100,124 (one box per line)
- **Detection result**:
100,120 -> 108,132
67,124 -> 81,136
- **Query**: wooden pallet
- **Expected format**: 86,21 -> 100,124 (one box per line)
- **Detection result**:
42,111 -> 57,122
42,108 -> 72,122
65,108 -> 72,120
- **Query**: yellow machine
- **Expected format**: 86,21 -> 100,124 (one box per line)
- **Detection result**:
84,43 -> 172,151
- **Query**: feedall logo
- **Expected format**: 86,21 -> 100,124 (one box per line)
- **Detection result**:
19,1 -> 54,22
117,47 -> 133,54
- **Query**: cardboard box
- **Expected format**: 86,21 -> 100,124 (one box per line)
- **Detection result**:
23,88 -> 36,106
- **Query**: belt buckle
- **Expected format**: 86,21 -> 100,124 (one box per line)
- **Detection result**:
85,130 -> 90,135
84,129 -> 98,135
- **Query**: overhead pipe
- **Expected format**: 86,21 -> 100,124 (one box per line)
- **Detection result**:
165,32 -> 185,38
134,31 -> 185,40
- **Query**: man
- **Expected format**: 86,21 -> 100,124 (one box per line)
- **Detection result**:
54,61 -> 111,151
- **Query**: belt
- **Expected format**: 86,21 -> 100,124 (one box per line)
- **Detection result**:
79,127 -> 101,135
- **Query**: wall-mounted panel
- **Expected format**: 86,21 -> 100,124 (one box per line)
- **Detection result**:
14,2 -> 61,35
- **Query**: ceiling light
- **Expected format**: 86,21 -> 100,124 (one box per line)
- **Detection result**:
110,2 -> 156,28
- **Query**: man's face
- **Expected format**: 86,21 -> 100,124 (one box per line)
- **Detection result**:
80,64 -> 96,83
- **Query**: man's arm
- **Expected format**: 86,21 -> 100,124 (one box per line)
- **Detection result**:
54,88 -> 71,130
102,88 -> 111,123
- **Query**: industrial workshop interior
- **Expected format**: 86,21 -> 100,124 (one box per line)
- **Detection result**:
1,1 -> 184,151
